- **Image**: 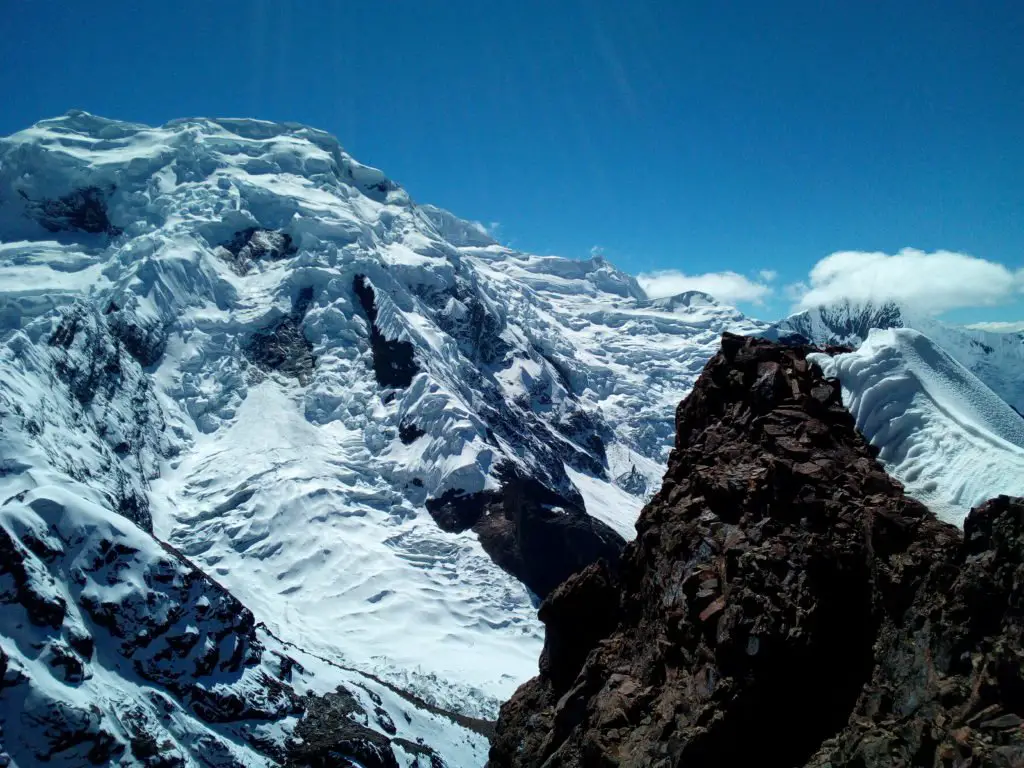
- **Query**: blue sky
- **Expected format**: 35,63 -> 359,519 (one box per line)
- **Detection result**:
3,1 -> 1022,323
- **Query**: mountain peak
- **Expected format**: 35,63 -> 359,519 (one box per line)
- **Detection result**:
0,113 -> 766,764
774,298 -> 908,345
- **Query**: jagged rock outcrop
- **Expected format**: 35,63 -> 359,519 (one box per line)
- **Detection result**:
490,333 -> 1024,768
216,227 -> 297,276
353,275 -> 420,389
427,471 -> 625,599
6,301 -> 171,532
284,686 -> 400,768
20,185 -> 122,237
104,299 -> 169,368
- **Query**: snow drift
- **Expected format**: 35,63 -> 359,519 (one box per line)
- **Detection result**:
775,299 -> 1024,415
810,328 -> 1024,526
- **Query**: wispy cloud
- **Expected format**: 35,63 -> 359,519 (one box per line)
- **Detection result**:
470,220 -> 502,240
788,249 -> 1024,315
590,245 -> 605,258
637,270 -> 773,304
759,269 -> 778,283
965,321 -> 1024,333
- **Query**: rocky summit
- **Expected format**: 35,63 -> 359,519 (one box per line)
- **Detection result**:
490,333 -> 1024,768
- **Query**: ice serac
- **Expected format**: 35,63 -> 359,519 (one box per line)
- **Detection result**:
491,333 -> 1024,768
772,298 -> 1024,414
0,111 -> 767,762
810,328 -> 1024,526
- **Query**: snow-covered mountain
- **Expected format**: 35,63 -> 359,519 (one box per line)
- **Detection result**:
0,479 -> 491,766
772,299 -> 1024,414
810,328 -> 1024,527
0,112 -> 767,765
7,110 -> 1021,767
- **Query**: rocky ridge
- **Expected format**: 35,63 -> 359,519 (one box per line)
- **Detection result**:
490,333 -> 1024,767
427,470 -> 624,600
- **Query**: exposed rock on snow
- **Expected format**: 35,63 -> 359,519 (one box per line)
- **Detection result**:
217,228 -> 297,276
104,298 -> 169,368
285,686 -> 399,768
22,185 -> 123,237
3,300 -> 170,532
491,333 -> 1024,768
0,484 -> 489,766
243,286 -> 318,383
353,275 -> 420,389
426,470 -> 625,599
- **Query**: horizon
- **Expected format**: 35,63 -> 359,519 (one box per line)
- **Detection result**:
3,1 -> 1022,325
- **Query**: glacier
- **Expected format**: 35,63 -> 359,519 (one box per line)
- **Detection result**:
0,111 -> 767,765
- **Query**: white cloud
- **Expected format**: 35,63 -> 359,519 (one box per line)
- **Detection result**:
590,245 -> 605,258
759,269 -> 779,282
471,220 -> 502,239
784,280 -> 809,302
791,249 -> 1024,315
965,321 -> 1024,333
637,270 -> 773,304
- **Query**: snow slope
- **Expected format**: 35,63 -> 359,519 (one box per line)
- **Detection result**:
810,328 -> 1024,526
0,479 -> 488,766
774,299 -> 1024,414
0,111 -> 767,763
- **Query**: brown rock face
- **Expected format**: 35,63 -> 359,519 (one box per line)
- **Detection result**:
427,471 -> 625,600
490,333 -> 1024,768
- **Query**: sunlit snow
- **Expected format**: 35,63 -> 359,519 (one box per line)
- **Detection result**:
810,328 -> 1024,526
0,111 -> 766,731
